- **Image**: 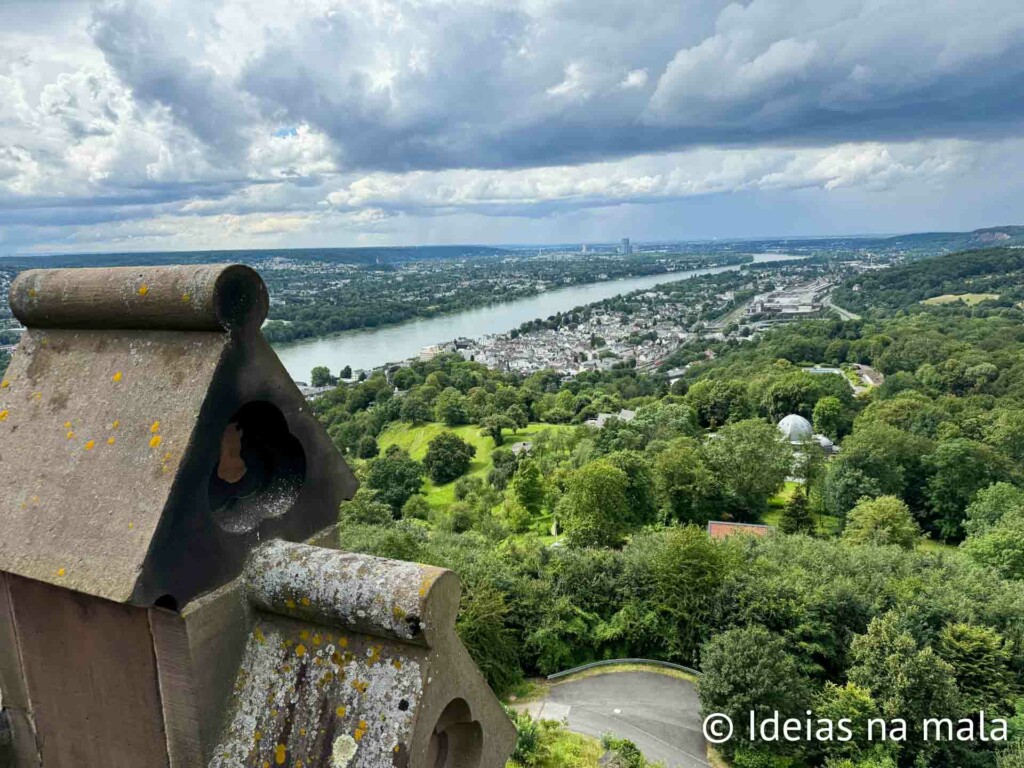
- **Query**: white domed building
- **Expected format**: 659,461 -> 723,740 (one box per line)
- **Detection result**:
778,414 -> 813,443
778,414 -> 837,455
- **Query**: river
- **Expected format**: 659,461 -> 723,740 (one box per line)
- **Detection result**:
274,253 -> 798,380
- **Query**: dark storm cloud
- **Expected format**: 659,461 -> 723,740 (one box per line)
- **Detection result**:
89,1 -> 252,160
4,0 -> 1024,251
86,0 -> 1024,173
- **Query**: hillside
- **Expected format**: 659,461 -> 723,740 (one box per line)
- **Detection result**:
832,246 -> 1024,313
882,225 -> 1024,254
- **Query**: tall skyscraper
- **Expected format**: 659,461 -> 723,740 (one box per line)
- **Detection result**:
620,237 -> 631,255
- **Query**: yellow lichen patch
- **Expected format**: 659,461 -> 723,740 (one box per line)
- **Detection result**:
285,598 -> 296,609
295,644 -> 307,658
0,410 -> 8,422
56,568 -> 66,577
1,380 -> 9,388
149,435 -> 162,448
300,597 -> 311,607
27,288 -> 36,298
64,421 -> 72,429
263,762 -> 270,768
392,659 -> 403,670
352,680 -> 368,695
84,440 -> 95,451
150,420 -> 161,433
128,521 -> 134,529
366,646 -> 381,666
254,731 -> 263,742
312,633 -> 322,646
354,721 -> 368,741
254,627 -> 266,644
299,630 -> 310,641
66,431 -> 74,440
338,637 -> 349,648
107,437 -> 116,446
138,285 -> 149,296
299,728 -> 306,737
274,744 -> 286,765
281,664 -> 292,673
181,293 -> 190,303
112,371 -> 123,382
31,391 -> 41,400
112,420 -> 120,429
418,573 -> 436,597
392,605 -> 407,619
335,705 -> 347,718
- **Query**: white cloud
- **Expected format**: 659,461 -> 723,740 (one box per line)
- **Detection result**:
1,0 -> 1023,252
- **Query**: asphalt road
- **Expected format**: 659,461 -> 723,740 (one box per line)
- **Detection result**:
518,670 -> 708,768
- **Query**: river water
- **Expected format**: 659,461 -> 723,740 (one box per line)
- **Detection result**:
274,253 -> 797,380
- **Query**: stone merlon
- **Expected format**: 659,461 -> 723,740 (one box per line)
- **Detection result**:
0,264 -> 515,768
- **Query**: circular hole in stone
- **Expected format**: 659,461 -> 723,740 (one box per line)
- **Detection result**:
208,401 -> 306,534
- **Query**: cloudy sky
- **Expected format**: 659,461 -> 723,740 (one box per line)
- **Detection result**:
2,0 -> 1024,254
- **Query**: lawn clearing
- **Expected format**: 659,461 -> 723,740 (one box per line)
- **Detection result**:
377,421 -> 572,508
922,293 -> 999,306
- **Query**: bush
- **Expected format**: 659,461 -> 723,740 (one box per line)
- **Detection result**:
339,488 -> 393,525
400,495 -> 431,521
843,496 -> 920,549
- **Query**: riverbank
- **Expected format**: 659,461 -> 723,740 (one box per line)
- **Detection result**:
274,253 -> 801,380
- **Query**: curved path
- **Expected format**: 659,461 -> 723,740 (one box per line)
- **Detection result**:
517,670 -> 708,767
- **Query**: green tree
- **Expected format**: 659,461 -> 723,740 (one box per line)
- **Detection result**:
848,613 -> 959,765
813,395 -> 847,440
399,391 -> 433,424
935,623 -> 1015,715
340,364 -> 352,379
455,583 -> 521,693
926,438 -> 1009,539
812,683 -> 884,765
392,366 -> 418,390
423,432 -> 476,484
365,445 -> 424,512
687,379 -> 751,428
963,481 -> 1024,537
962,514 -> 1024,580
480,414 -> 515,446
699,626 -> 811,754
613,526 -> 732,662
779,488 -> 814,534
605,450 -> 658,528
435,387 -> 469,426
310,365 -> 334,387
354,434 -> 379,459
557,459 -> 630,548
653,438 -> 714,524
400,494 -> 431,521
701,419 -> 792,520
511,460 -> 545,516
488,447 -> 519,490
843,496 -> 920,549
506,405 -> 529,431
339,487 -> 394,525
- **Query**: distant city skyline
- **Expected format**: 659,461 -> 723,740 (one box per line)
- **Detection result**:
2,0 -> 1024,254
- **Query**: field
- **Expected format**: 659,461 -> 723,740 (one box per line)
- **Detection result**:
922,293 -> 999,306
377,421 -> 574,508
